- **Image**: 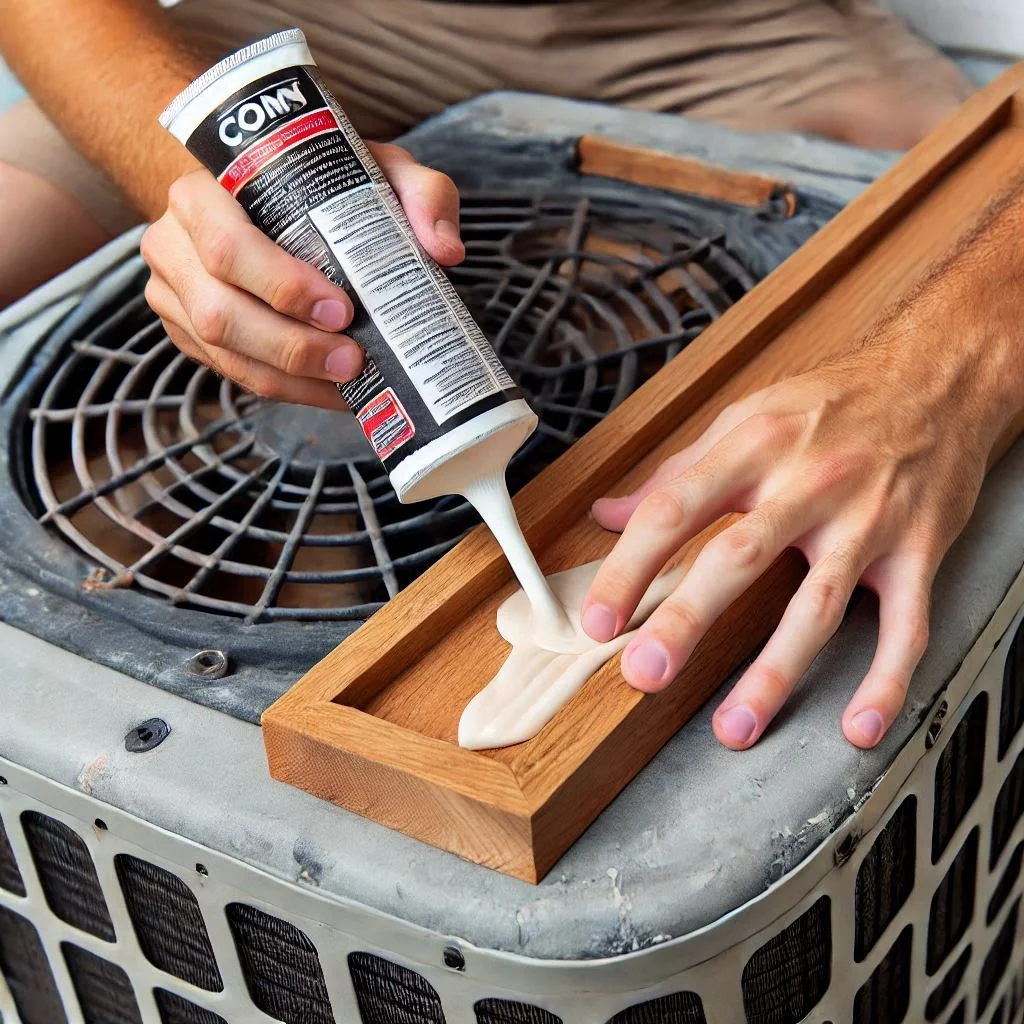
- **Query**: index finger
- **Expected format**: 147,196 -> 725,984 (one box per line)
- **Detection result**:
167,170 -> 355,332
581,420 -> 769,642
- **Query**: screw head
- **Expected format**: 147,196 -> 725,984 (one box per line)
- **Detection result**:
185,650 -> 230,680
442,945 -> 465,971
124,718 -> 170,753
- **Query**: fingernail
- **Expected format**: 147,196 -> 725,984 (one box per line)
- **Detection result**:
624,639 -> 669,686
324,345 -> 361,382
851,709 -> 885,747
581,603 -> 617,643
718,706 -> 757,746
312,299 -> 350,332
591,495 -> 626,526
434,219 -> 462,247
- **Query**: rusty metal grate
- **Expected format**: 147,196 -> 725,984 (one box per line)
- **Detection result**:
26,191 -> 756,624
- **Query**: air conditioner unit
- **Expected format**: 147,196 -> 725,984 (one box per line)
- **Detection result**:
1,93 -> 1021,1024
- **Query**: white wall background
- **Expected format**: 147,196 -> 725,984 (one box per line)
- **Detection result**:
879,0 -> 1024,56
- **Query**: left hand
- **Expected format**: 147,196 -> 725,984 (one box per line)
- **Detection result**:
580,314 -> 1014,751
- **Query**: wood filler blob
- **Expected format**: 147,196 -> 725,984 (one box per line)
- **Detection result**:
461,474 -> 578,650
458,559 -> 685,750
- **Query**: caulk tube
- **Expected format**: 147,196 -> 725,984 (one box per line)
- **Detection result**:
159,29 -> 537,505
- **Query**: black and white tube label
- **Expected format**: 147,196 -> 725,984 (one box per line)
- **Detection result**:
182,64 -> 521,471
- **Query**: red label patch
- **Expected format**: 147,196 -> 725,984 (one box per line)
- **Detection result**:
357,387 -> 415,461
218,110 -> 339,196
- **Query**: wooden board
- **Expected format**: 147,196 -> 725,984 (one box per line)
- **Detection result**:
576,134 -> 797,213
264,65 -> 1024,882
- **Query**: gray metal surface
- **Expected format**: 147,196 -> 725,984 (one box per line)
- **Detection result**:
3,601 -> 1023,1020
402,91 -> 899,205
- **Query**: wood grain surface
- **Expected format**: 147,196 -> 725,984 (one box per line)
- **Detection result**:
576,134 -> 795,212
264,66 -> 1024,881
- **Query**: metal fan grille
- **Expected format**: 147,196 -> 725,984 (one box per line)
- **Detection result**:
27,190 -> 755,623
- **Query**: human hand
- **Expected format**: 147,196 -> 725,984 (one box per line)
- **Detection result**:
141,143 -> 464,408
580,309 -> 1020,751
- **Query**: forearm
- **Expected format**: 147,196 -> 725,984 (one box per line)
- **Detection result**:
867,173 -> 1024,459
0,0 -> 203,219
949,175 -> 1024,454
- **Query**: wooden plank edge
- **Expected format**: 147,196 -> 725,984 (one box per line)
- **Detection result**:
262,702 -> 529,812
262,704 -> 540,881
576,134 -> 790,210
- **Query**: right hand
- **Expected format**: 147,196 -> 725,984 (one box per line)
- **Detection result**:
141,144 -> 465,409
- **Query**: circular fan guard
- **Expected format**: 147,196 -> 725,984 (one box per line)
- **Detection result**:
27,192 -> 755,623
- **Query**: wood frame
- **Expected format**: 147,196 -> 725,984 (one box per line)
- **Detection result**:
264,65 -> 1024,883
576,134 -> 797,213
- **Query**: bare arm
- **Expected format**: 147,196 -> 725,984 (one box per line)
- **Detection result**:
0,1 -> 468,406
0,0 -> 202,218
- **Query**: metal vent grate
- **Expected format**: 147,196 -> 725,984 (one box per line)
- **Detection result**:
927,828 -> 979,975
925,945 -> 971,1021
24,190 -> 759,628
740,895 -> 831,1024
348,950 -> 446,1023
20,811 -> 114,942
978,897 -> 1020,1016
0,905 -> 67,1024
154,988 -> 228,1024
475,997 -> 562,1023
991,748 -> 1024,869
1000,620 -> 1024,759
855,795 -> 916,961
933,694 -> 987,863
606,991 -> 707,1023
115,853 -> 223,991
62,941 -> 142,1024
0,816 -> 24,898
1009,963 -> 1024,1018
225,902 -> 333,1024
852,924 -> 912,1024
987,842 -> 1022,925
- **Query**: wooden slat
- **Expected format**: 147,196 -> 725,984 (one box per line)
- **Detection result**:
263,64 -> 1024,882
577,134 -> 793,212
